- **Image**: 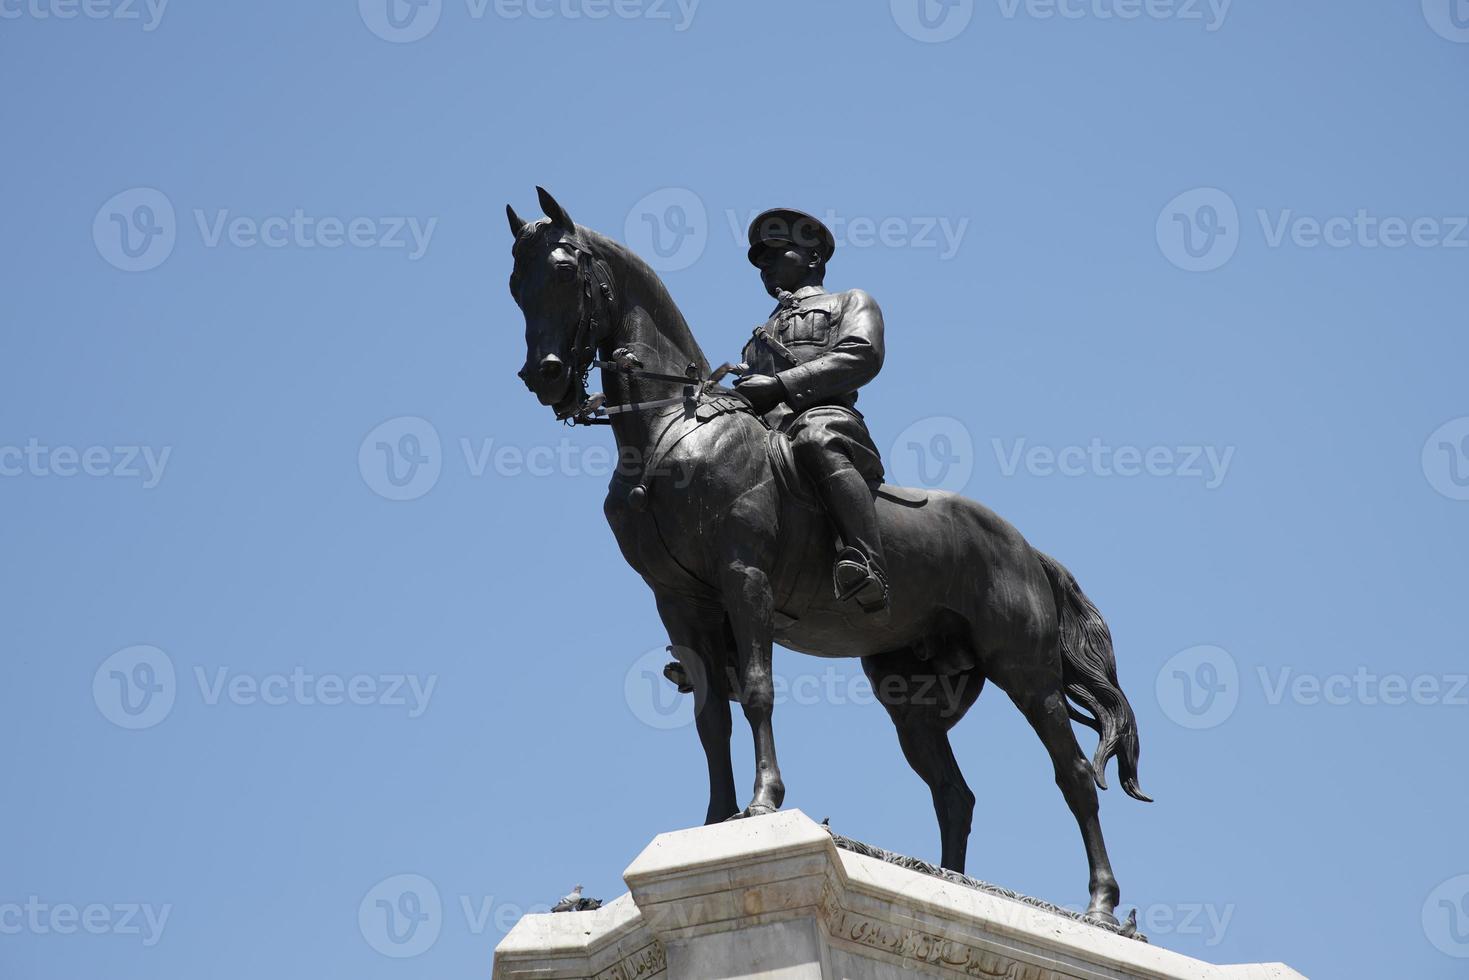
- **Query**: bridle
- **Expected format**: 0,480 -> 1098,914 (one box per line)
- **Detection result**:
552,237 -> 616,423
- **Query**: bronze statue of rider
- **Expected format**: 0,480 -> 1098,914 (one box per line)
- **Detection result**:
735,208 -> 890,615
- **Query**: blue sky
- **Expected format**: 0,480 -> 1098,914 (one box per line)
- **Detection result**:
2,1 -> 1467,978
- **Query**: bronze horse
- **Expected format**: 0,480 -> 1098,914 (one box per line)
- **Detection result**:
507,188 -> 1151,923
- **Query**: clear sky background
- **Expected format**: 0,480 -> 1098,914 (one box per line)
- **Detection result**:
3,1 -> 1467,978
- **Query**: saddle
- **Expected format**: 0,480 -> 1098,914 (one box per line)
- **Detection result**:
640,382 -> 932,511
636,388 -> 930,621
682,386 -> 932,511
762,421 -> 931,510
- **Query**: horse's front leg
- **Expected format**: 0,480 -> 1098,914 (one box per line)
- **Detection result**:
720,547 -> 784,818
655,593 -> 738,824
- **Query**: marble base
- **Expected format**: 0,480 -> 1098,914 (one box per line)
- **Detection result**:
492,810 -> 1306,980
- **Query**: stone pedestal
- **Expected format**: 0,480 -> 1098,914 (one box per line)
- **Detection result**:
493,810 -> 1305,980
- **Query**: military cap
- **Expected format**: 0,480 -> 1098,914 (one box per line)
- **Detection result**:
746,208 -> 836,266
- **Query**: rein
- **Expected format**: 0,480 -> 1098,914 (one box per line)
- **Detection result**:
557,236 -> 746,425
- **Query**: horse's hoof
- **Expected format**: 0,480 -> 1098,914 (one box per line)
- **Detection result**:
1084,909 -> 1120,928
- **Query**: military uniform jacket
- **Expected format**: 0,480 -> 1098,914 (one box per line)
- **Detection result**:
740,286 -> 885,421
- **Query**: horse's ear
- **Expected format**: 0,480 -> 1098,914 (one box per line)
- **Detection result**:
506,204 -> 528,239
537,186 -> 574,231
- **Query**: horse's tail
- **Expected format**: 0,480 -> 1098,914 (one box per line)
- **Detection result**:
1035,550 -> 1152,803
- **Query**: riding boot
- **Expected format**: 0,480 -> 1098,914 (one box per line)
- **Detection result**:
814,464 -> 889,614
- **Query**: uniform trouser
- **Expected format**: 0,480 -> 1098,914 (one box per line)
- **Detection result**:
783,406 -> 887,576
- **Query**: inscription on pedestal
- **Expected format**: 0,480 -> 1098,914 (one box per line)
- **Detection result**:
592,941 -> 666,980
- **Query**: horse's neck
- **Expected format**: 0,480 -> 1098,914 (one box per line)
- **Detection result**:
589,233 -> 709,455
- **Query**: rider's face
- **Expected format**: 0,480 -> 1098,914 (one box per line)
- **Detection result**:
757,244 -> 819,297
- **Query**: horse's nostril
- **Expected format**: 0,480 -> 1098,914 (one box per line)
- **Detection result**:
539,356 -> 565,381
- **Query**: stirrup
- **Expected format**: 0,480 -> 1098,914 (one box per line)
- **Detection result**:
833,549 -> 889,613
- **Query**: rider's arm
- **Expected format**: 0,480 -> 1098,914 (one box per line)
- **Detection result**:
775,289 -> 884,411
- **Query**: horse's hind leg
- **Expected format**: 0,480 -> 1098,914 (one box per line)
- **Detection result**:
863,650 -> 984,873
992,656 -> 1121,923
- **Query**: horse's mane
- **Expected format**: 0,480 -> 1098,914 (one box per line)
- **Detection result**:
579,227 -> 710,377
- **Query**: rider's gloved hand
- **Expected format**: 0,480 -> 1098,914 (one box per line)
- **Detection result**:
735,374 -> 786,414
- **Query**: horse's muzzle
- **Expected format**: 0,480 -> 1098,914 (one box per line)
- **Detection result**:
519,354 -> 573,407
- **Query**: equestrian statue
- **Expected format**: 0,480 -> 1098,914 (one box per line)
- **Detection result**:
506,187 -> 1152,925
